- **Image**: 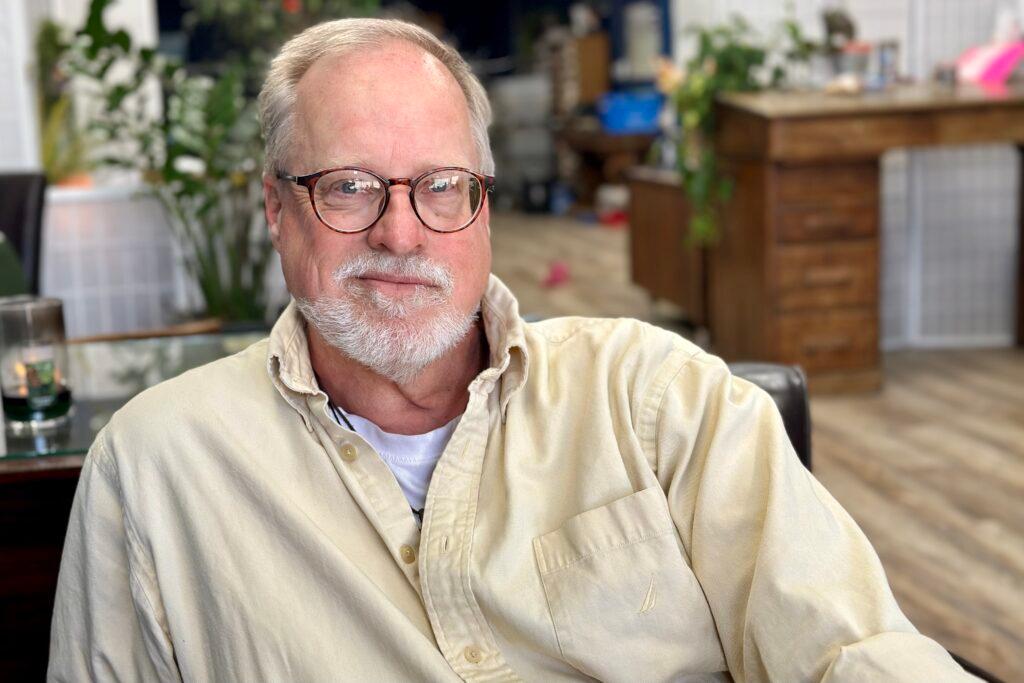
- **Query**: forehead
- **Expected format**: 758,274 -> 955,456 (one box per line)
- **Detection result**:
292,41 -> 475,172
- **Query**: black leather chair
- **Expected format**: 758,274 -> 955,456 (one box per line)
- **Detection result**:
730,362 -> 1001,683
0,173 -> 47,294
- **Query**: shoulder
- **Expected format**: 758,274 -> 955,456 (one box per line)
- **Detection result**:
525,315 -> 698,354
524,316 -> 707,376
523,316 -> 764,408
518,316 -> 733,405
101,338 -> 275,451
124,337 -> 270,410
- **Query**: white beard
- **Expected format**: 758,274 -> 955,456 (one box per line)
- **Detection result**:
295,252 -> 478,384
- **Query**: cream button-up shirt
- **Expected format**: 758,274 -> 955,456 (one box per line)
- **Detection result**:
49,276 -> 974,682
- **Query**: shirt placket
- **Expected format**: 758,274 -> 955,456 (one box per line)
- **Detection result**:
419,383 -> 520,682
305,394 -> 425,596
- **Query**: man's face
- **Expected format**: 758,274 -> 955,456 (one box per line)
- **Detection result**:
264,41 -> 492,372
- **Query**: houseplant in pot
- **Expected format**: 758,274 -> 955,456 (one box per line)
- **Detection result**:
65,0 -> 377,326
65,0 -> 273,324
666,15 -> 817,243
36,19 -> 94,187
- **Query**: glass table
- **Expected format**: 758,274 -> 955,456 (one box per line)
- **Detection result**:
0,332 -> 265,471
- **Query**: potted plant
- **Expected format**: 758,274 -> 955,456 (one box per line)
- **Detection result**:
663,15 -> 816,243
35,19 -> 94,187
63,0 -> 377,325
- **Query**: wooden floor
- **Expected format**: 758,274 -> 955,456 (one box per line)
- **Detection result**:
490,213 -> 655,319
490,212 -> 1024,681
814,351 -> 1024,681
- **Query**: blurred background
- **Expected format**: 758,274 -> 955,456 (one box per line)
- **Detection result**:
1,0 -> 1023,680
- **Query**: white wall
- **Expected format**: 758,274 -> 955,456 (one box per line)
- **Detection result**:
0,0 -> 41,169
42,185 -> 180,337
669,0 -> 1022,349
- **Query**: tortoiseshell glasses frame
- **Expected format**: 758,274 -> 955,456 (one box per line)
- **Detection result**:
276,166 -> 496,234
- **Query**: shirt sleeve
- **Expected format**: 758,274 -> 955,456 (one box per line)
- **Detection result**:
48,432 -> 182,682
649,351 -> 979,682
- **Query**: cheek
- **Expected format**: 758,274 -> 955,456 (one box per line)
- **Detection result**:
277,212 -> 338,297
450,235 -> 491,304
276,199 -> 314,256
471,226 -> 493,278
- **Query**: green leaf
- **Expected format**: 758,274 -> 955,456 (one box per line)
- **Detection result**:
80,0 -> 114,45
671,13 -> 813,242
106,84 -> 129,109
111,29 -> 131,52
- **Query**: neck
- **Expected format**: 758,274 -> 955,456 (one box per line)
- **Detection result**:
308,318 -> 488,435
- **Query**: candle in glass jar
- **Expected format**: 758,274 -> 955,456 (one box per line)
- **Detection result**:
0,296 -> 73,428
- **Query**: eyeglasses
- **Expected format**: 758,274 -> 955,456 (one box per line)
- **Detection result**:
277,166 -> 495,234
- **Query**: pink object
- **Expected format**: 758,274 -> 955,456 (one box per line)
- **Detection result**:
598,209 -> 629,228
956,41 -> 1024,87
542,260 -> 570,288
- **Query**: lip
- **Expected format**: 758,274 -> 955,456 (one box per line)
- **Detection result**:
357,272 -> 435,288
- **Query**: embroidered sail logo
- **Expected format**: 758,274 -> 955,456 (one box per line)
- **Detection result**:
639,575 -> 657,614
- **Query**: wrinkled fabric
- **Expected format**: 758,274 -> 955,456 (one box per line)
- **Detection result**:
49,275 -> 976,682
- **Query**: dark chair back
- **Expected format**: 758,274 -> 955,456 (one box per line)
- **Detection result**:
0,173 -> 47,294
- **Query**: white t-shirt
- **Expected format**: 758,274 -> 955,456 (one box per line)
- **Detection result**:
326,405 -> 459,521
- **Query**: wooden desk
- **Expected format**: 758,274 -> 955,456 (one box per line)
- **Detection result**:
559,126 -> 656,207
710,84 -> 1024,391
627,166 -> 708,327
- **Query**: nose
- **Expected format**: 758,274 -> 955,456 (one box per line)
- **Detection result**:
366,185 -> 427,255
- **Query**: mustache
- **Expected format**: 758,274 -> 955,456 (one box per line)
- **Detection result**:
331,252 -> 454,293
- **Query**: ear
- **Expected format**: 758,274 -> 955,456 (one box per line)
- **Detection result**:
263,174 -> 284,246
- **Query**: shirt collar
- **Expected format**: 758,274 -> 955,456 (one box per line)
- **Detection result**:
479,274 -> 529,420
267,273 -> 530,422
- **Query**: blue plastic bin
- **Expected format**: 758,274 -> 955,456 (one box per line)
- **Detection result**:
598,91 -> 664,134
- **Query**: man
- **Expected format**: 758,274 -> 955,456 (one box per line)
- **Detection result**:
50,18 -> 976,682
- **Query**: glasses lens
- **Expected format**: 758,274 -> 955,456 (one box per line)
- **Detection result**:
314,169 -> 386,232
414,170 -> 482,232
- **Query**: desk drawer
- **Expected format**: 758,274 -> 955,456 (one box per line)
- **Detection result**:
774,309 -> 878,372
776,163 -> 878,205
777,205 -> 877,242
775,242 -> 878,311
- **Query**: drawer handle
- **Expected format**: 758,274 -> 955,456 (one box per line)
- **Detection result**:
803,267 -> 854,287
802,336 -> 852,354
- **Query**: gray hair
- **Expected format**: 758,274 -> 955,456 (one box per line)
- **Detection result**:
258,18 -> 494,176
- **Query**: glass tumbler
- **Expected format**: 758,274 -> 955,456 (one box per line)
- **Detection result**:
0,296 -> 73,437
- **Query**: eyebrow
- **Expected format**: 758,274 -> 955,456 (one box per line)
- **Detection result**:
317,160 -> 468,175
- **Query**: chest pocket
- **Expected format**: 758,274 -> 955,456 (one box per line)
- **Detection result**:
533,486 -> 728,682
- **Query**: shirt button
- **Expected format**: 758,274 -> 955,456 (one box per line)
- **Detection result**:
400,544 -> 416,564
464,645 -> 483,664
340,443 -> 358,462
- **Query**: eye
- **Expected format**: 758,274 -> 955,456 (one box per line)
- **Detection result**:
427,175 -> 458,193
330,178 -> 377,195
